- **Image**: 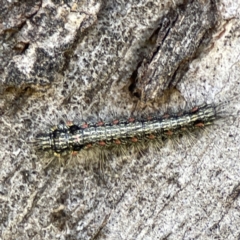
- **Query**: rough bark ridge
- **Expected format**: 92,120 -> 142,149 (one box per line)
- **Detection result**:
0,0 -> 240,239
133,0 -> 217,101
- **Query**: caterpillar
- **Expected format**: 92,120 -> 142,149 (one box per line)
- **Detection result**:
35,102 -> 223,160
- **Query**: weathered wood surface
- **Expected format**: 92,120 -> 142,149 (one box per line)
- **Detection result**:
0,0 -> 240,239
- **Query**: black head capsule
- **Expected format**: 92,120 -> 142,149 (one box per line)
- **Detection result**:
35,123 -> 85,154
35,122 -> 70,153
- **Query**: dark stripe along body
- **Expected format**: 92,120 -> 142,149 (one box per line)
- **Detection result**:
36,104 -> 217,154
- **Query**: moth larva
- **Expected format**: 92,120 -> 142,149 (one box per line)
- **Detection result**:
35,103 -> 220,158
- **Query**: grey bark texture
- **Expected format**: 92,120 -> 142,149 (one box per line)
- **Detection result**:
0,0 -> 240,239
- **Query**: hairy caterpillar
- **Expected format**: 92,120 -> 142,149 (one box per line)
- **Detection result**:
35,102 -> 223,160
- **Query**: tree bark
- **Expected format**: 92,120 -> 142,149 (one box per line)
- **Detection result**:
0,0 -> 240,239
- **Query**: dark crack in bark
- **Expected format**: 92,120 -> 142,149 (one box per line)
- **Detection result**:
130,0 -> 219,102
